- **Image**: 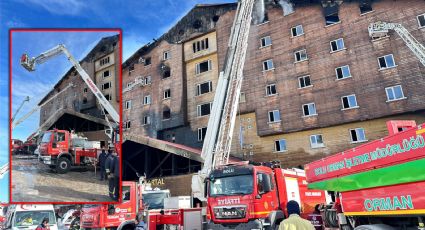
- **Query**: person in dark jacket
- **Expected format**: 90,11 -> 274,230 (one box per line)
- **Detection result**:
35,217 -> 49,230
98,149 -> 107,181
105,149 -> 115,199
112,152 -> 120,201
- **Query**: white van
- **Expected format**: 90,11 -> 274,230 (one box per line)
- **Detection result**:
3,205 -> 58,230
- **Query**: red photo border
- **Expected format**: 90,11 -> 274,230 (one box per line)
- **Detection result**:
9,28 -> 123,205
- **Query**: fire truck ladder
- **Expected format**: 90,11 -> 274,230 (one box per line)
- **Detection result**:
0,163 -> 8,179
20,44 -> 120,139
11,96 -> 30,123
368,21 -> 425,66
192,0 -> 256,200
12,83 -> 75,129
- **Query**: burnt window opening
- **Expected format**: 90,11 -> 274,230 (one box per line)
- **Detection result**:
212,15 -> 220,22
196,60 -> 211,74
263,12 -> 269,23
100,46 -> 106,52
324,5 -> 340,26
193,38 -> 209,53
144,57 -> 152,66
359,2 -> 373,14
193,20 -> 202,29
160,63 -> 171,79
102,82 -> 111,90
197,102 -> 212,116
178,29 -> 185,35
112,42 -> 117,47
82,97 -> 88,104
83,88 -> 88,93
105,94 -> 111,101
129,64 -> 135,73
163,107 -> 171,120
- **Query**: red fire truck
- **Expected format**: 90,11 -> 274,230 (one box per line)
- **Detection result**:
205,162 -> 326,229
80,179 -> 202,230
305,120 -> 425,229
38,129 -> 99,174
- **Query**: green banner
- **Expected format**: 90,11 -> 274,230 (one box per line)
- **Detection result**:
308,158 -> 425,192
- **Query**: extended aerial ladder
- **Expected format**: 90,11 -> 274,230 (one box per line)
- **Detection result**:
0,163 -> 8,179
12,83 -> 74,130
20,44 -> 120,142
11,96 -> 29,123
192,0 -> 256,200
368,21 -> 425,67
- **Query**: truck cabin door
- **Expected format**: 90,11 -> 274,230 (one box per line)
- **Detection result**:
51,131 -> 67,154
256,172 -> 276,214
108,184 -> 134,221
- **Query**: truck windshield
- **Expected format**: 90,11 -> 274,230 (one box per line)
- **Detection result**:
14,210 -> 56,228
41,132 -> 52,143
143,192 -> 169,210
209,175 -> 253,196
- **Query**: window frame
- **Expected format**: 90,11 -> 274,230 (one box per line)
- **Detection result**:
101,82 -> 111,90
125,100 -> 132,110
274,139 -> 287,152
266,84 -> 277,96
298,75 -> 312,88
417,13 -> 425,28
197,127 -> 208,142
350,128 -> 367,143
268,110 -> 281,123
310,134 -> 325,148
294,49 -> 308,63
335,65 -> 352,80
142,115 -> 151,125
260,36 -> 272,47
291,25 -> 304,37
164,89 -> 171,99
143,95 -> 151,105
378,54 -> 396,70
197,102 -> 213,117
330,38 -> 345,52
341,94 -> 359,110
385,85 -> 406,102
262,59 -> 274,71
196,81 -> 213,96
302,103 -> 317,117
163,50 -> 171,60
195,60 -> 212,75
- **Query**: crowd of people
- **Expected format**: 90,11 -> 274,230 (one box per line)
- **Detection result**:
98,148 -> 120,201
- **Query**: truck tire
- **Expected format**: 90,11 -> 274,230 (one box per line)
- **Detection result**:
56,157 -> 71,174
354,224 -> 396,230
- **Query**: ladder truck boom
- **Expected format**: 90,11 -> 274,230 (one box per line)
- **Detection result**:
12,83 -> 74,129
20,44 -> 120,124
192,0 -> 256,200
368,21 -> 425,66
11,96 -> 29,122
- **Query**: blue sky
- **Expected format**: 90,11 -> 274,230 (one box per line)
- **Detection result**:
0,0 -> 234,203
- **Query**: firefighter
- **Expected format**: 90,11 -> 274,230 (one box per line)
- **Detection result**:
98,148 -> 107,181
279,200 -> 315,230
105,149 -> 115,199
112,150 -> 120,201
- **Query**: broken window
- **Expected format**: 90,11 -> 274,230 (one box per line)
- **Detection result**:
160,64 -> 171,79
163,107 -> 171,120
310,134 -> 324,148
266,84 -> 277,96
275,139 -> 287,152
143,95 -> 151,105
144,57 -> 151,66
336,65 -> 351,79
102,82 -> 111,90
330,38 -> 345,52
143,115 -> 151,125
104,94 -> 111,101
298,75 -> 311,88
342,94 -> 358,109
164,89 -> 171,99
359,2 -> 373,15
125,100 -> 132,110
261,36 -> 272,47
291,25 -> 304,37
196,81 -> 212,96
350,128 -> 366,143
418,14 -> 425,28
378,54 -> 396,69
294,49 -> 308,62
198,127 -> 207,141
197,102 -> 212,116
83,87 -> 88,93
263,59 -> 274,71
385,85 -> 405,101
303,103 -> 317,116
324,4 -> 340,26
195,60 -> 212,74
268,110 -> 280,122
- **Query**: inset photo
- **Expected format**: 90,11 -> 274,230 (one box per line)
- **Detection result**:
10,29 -> 122,203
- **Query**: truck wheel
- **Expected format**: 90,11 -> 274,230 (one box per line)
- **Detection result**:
56,157 -> 71,174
